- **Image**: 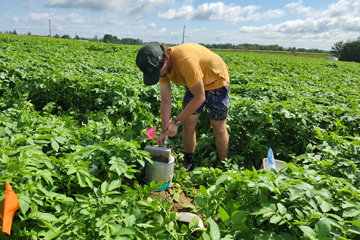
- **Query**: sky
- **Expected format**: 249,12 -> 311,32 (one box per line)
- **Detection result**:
0,0 -> 359,50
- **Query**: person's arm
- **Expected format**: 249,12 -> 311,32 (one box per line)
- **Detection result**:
165,79 -> 205,136
177,79 -> 205,122
156,81 -> 171,146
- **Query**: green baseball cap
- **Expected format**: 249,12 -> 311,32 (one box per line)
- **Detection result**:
136,44 -> 163,86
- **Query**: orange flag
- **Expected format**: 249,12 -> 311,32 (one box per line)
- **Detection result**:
1,181 -> 20,235
145,126 -> 156,140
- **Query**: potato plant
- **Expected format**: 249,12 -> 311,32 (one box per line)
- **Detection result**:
1,34 -> 360,239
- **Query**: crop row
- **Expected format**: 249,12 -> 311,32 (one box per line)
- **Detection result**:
1,34 -> 360,239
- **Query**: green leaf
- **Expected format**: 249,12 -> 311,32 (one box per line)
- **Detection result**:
343,207 -> 360,218
126,215 -> 136,227
51,140 -> 59,152
101,181 -> 109,194
170,211 -> 177,222
207,217 -> 220,240
216,176 -> 228,185
294,182 -> 313,191
195,197 -> 206,208
108,180 -> 121,191
180,223 -> 188,233
315,218 -> 331,238
38,212 -> 58,222
295,208 -> 304,219
299,226 -> 316,240
42,226 -> 62,239
259,191 -> 267,206
109,156 -> 127,176
118,227 -> 136,235
320,201 -> 332,213
232,210 -> 246,226
306,143 -> 314,153
73,194 -> 87,202
67,166 -> 77,175
200,185 -> 208,198
219,206 -> 230,225
19,197 -> 30,215
251,207 -> 272,216
76,172 -> 86,187
345,221 -> 360,227
347,226 -> 360,235
202,232 -> 211,240
189,216 -> 200,229
1,153 -> 9,164
168,221 -> 174,231
277,203 -> 287,215
327,213 -> 343,222
137,200 -> 152,210
270,215 -> 282,224
9,163 -> 20,173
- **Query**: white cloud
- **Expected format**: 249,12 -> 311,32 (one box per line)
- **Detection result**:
236,0 -> 360,49
284,1 -> 312,14
128,0 -> 174,14
45,0 -> 129,12
30,12 -> 50,21
158,2 -> 283,23
24,0 -> 43,8
147,23 -> 157,29
44,0 -> 174,14
239,14 -> 360,34
2,0 -> 360,50
238,9 -> 284,22
158,5 -> 194,20
316,0 -> 360,18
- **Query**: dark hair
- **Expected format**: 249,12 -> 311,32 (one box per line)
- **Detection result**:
150,42 -> 169,68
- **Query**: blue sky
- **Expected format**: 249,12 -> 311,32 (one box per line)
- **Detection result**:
0,0 -> 359,50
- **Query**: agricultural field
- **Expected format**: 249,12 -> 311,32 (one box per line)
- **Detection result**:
0,34 -> 360,239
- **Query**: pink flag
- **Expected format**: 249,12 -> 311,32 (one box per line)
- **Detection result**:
146,126 -> 156,140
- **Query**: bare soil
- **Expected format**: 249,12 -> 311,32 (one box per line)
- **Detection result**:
150,186 -> 194,213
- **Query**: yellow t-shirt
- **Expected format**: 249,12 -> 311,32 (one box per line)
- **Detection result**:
159,43 -> 229,90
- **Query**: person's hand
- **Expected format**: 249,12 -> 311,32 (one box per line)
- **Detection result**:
165,120 -> 178,137
156,133 -> 168,146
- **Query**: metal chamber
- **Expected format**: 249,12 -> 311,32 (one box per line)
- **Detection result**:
145,156 -> 175,183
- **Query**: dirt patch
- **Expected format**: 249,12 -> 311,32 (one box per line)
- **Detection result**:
123,178 -> 206,227
151,186 -> 194,212
151,185 -> 206,227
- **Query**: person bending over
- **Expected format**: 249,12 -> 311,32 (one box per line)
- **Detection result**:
136,43 -> 230,171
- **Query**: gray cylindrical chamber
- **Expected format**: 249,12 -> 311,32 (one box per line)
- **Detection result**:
145,156 -> 175,183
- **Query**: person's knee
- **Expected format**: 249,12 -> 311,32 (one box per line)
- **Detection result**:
211,121 -> 228,136
183,116 -> 198,130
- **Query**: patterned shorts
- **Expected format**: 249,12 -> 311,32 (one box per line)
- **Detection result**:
183,83 -> 230,121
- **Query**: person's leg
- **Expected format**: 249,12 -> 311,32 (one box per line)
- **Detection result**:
210,119 -> 229,160
183,113 -> 201,154
182,87 -> 204,171
182,114 -> 200,171
206,83 -> 230,162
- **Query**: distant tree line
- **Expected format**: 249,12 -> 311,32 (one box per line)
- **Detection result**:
1,30 -> 17,35
1,30 -> 331,53
331,37 -> 360,63
199,43 -> 327,53
100,34 -> 143,45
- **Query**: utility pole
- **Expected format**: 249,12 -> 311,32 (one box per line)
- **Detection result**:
182,25 -> 185,44
49,19 -> 51,36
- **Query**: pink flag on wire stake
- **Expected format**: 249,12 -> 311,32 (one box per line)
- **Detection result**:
146,126 -> 156,140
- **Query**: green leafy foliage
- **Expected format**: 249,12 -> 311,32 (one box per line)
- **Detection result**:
0,34 -> 360,239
